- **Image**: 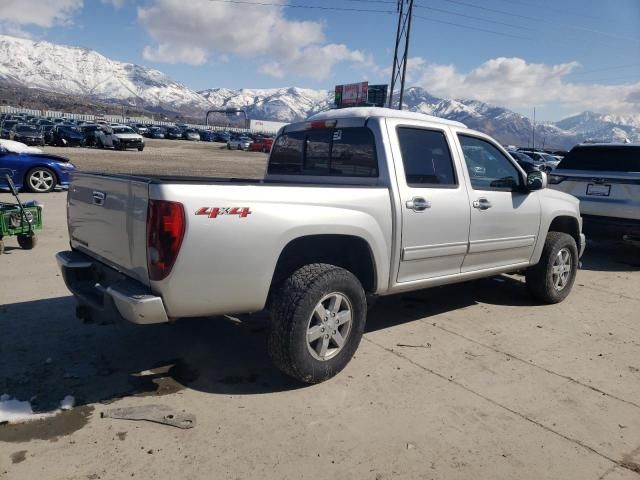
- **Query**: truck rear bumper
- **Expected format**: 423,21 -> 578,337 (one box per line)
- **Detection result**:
56,250 -> 169,325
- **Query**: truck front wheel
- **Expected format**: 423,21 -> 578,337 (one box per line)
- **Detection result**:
525,232 -> 578,304
268,263 -> 367,384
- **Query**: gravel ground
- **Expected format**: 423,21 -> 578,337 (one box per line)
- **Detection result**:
41,138 -> 268,178
1,143 -> 640,480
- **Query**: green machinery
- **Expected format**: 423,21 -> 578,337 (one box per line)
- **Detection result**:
0,169 -> 42,254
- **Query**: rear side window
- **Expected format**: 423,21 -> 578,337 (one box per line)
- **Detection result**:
268,127 -> 378,177
396,127 -> 457,187
558,146 -> 640,172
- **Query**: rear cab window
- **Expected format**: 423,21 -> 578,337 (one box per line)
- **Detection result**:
268,127 -> 378,177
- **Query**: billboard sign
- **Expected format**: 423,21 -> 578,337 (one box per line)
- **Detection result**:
334,82 -> 388,108
341,81 -> 368,106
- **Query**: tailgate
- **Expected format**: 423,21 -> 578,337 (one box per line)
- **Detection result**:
67,173 -> 150,285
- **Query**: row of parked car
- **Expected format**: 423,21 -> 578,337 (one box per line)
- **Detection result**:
0,113 -> 275,153
508,148 -> 563,173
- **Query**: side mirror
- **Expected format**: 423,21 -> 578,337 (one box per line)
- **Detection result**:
526,170 -> 547,191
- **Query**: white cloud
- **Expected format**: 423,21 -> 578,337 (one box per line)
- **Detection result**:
137,0 -> 372,78
101,0 -> 126,9
0,0 -> 83,28
143,44 -> 208,66
0,23 -> 33,38
259,44 -> 373,80
407,56 -> 640,116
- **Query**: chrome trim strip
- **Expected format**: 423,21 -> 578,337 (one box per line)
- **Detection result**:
468,235 -> 536,253
402,241 -> 468,261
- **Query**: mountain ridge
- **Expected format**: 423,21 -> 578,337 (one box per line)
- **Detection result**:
1,34 -> 639,149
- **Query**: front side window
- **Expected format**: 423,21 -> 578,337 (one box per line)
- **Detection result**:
458,135 -> 521,191
396,127 -> 457,187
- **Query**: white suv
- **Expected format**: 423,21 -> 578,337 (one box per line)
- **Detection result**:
549,143 -> 640,240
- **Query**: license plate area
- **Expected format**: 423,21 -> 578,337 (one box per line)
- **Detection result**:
586,184 -> 611,196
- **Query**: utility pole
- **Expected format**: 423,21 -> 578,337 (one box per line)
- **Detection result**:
532,106 -> 536,151
388,0 -> 414,110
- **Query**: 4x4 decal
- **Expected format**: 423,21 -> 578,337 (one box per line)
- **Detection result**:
195,207 -> 252,219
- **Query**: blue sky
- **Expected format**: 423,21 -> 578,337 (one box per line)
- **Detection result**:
1,0 -> 639,120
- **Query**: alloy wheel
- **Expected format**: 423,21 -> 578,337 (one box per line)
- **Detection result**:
306,292 -> 353,361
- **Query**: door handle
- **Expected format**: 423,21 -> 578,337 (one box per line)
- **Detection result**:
472,198 -> 492,210
406,197 -> 431,212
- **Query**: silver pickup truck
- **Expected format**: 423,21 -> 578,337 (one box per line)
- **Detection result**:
57,107 -> 585,384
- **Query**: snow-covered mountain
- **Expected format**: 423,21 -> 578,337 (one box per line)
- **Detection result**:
199,87 -> 332,122
0,35 -> 210,112
554,111 -> 640,144
1,34 -> 638,149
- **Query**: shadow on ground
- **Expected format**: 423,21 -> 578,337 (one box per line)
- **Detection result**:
0,238 -> 634,434
580,239 -> 640,272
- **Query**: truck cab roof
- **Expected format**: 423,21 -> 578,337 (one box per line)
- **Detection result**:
307,106 -> 467,129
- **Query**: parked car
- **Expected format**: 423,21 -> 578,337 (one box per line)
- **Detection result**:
0,120 -> 19,139
182,128 -> 201,141
549,143 -> 640,240
227,135 -> 252,150
133,123 -> 149,135
57,107 -> 584,385
79,124 -> 103,147
0,139 -> 76,193
95,125 -> 145,151
147,127 -> 166,139
41,125 -> 55,145
9,124 -> 45,146
165,127 -> 182,140
214,131 -> 231,143
50,125 -> 85,147
509,151 -> 540,172
198,130 -> 216,142
248,136 -> 273,153
518,150 -> 557,172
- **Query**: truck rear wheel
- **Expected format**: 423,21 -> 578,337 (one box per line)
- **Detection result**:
525,232 -> 578,304
268,263 -> 367,384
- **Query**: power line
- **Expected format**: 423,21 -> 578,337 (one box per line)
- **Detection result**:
426,0 -> 640,44
413,13 -> 529,39
486,0 -> 601,22
574,73 -> 640,84
207,0 -> 394,13
344,0 -> 397,4
414,2 -> 527,30
568,63 -> 640,77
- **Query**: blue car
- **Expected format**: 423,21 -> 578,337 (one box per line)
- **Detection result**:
0,142 -> 76,193
198,130 -> 216,142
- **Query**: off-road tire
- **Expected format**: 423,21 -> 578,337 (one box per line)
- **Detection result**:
526,232 -> 578,304
268,263 -> 367,384
17,234 -> 37,250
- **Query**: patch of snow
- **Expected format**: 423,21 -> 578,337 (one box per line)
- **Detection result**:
60,395 -> 75,411
0,139 -> 43,154
0,394 -> 76,424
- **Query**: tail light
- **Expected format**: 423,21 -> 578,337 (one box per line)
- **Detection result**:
548,174 -> 567,185
147,200 -> 185,281
305,120 -> 337,129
